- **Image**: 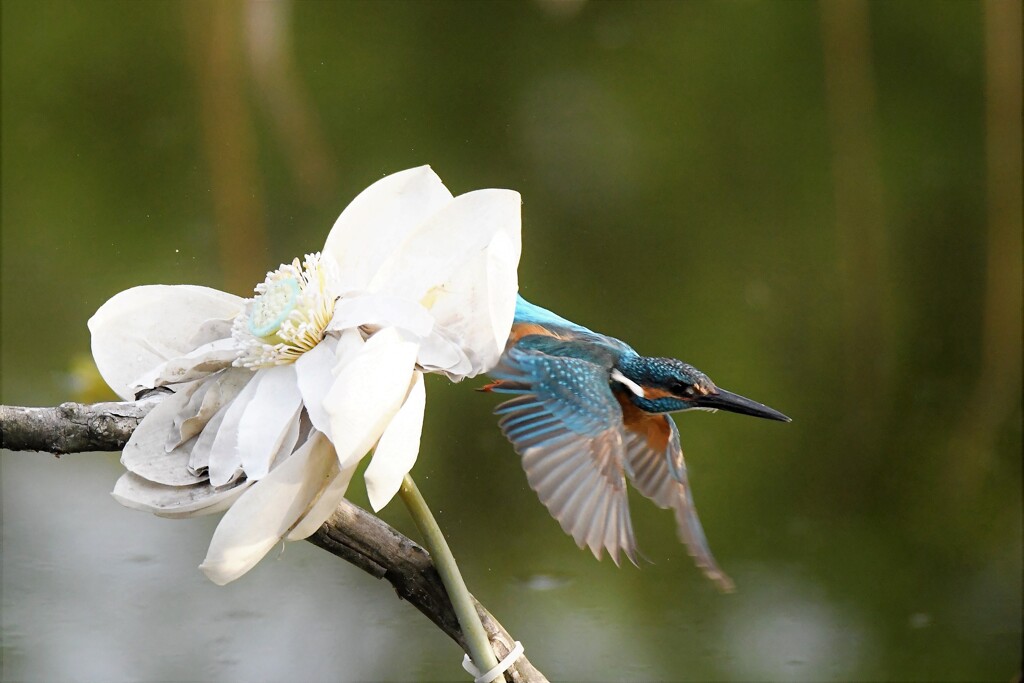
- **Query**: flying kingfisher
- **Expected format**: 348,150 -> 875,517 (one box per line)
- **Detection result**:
483,295 -> 790,591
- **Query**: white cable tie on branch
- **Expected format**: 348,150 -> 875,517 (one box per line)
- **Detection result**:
461,640 -> 524,683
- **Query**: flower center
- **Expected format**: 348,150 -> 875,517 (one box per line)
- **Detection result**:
248,277 -> 300,337
232,253 -> 339,368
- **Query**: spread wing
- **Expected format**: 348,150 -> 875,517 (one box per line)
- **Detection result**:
621,407 -> 735,592
491,344 -> 638,565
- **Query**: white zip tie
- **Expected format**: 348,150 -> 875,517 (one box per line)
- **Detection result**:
461,641 -> 525,683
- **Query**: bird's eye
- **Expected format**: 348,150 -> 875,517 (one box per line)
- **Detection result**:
670,381 -> 695,397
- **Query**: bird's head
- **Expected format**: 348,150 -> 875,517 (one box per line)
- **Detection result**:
612,356 -> 791,422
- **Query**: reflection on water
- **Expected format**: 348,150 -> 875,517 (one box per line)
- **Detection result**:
514,573 -> 574,592
2,0 -> 1020,681
719,573 -> 870,681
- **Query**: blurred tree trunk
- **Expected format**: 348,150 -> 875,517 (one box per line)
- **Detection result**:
183,0 -> 269,295
819,0 -> 894,453
949,0 -> 1023,490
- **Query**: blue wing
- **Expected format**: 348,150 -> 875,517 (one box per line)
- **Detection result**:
491,343 -> 638,565
622,414 -> 735,592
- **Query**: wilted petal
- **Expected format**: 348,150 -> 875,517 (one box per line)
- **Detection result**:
189,395 -> 230,475
122,383 -> 207,486
168,380 -> 215,450
208,371 -> 263,487
364,370 -> 426,512
131,338 -> 239,394
237,364 -> 303,480
170,368 -> 252,450
324,327 -> 419,468
198,431 -> 339,585
112,471 -> 253,519
89,285 -> 244,400
323,166 -> 453,291
327,293 -> 434,339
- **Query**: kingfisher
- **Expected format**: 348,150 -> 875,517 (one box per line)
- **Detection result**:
483,295 -> 790,592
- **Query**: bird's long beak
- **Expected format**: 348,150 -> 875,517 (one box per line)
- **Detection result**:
695,388 -> 791,422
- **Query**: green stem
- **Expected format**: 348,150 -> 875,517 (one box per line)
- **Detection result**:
399,474 -> 499,675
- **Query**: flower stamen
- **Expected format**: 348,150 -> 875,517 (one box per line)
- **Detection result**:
233,253 -> 338,368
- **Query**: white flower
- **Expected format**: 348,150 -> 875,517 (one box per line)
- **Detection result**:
89,166 -> 521,584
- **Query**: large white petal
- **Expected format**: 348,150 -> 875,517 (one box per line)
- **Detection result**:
326,293 -> 434,339
368,188 -> 522,304
418,229 -> 521,379
323,166 -> 453,291
198,431 -> 338,585
112,472 -> 253,519
121,383 -> 207,486
364,370 -> 425,512
89,285 -> 244,400
294,329 -> 367,444
330,327 -> 367,376
187,316 -> 235,347
284,457 -> 359,541
323,327 -> 419,468
294,338 -> 339,439
237,364 -> 304,480
485,229 -> 521,364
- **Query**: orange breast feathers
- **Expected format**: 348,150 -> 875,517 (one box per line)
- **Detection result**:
615,389 -> 672,453
507,322 -> 561,344
479,323 -> 561,393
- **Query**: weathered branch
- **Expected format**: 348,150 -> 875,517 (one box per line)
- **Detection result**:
1,397 -> 162,454
1,400 -> 546,683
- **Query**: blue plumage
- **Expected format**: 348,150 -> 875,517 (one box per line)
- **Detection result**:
486,296 -> 790,591
513,295 -> 581,329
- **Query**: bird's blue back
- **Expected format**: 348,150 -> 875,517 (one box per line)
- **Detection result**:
512,295 -> 635,361
514,295 -> 582,329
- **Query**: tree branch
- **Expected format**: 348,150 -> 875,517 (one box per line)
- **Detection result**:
1,399 -> 546,683
1,397 -> 162,454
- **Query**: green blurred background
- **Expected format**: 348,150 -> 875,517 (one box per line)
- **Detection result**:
2,1 -> 1020,681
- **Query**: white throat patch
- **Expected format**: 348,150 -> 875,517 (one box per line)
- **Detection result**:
610,368 -> 645,398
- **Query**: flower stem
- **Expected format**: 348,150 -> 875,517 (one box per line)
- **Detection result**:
399,474 -> 498,675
